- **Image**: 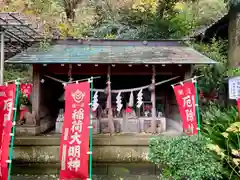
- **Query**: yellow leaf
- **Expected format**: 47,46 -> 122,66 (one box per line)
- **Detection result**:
222,132 -> 229,138
207,144 -> 225,158
232,149 -> 240,156
226,122 -> 240,133
233,158 -> 240,166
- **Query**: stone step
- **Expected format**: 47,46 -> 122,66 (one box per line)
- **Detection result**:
12,162 -> 161,176
12,174 -> 159,180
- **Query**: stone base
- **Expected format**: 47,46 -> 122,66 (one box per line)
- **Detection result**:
12,162 -> 160,179
16,118 -> 55,136
13,135 -> 150,163
15,126 -> 41,136
11,174 -> 159,180
13,133 -> 181,163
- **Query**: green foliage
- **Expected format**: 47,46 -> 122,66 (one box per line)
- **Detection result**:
201,103 -> 238,137
148,135 -> 224,180
202,104 -> 240,179
1,0 -> 227,39
91,18 -> 174,39
89,0 -> 227,39
226,0 -> 240,7
90,0 -> 196,39
192,39 -> 228,95
193,38 -> 240,99
4,64 -> 32,82
193,0 -> 227,26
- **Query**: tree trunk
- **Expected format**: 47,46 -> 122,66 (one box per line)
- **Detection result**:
228,10 -> 240,67
157,0 -> 165,18
63,0 -> 83,22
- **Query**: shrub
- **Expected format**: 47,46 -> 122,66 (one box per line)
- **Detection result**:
148,135 -> 224,180
201,104 -> 238,138
202,104 -> 240,179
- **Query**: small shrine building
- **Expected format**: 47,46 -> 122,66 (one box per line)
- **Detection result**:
0,11 -> 219,172
4,39 -> 216,135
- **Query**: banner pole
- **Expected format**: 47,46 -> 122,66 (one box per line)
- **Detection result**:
8,78 -> 20,180
89,77 -> 93,180
194,79 -> 201,136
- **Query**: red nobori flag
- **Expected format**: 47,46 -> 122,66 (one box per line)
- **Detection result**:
173,81 -> 198,136
237,98 -> 240,113
0,84 -> 16,179
60,82 -> 90,180
0,86 -> 6,149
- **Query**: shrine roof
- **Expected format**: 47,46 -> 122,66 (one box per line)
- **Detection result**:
6,39 -> 217,64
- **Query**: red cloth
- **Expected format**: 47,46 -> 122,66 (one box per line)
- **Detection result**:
237,98 -> 240,113
20,84 -> 32,100
126,107 -> 133,113
0,84 -> 16,179
173,82 -> 198,136
20,107 -> 29,121
60,82 -> 90,180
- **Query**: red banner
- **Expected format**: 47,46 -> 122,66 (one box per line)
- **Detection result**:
173,81 -> 198,135
237,98 -> 240,113
20,84 -> 32,121
60,82 -> 90,180
20,84 -> 32,100
0,84 -> 16,179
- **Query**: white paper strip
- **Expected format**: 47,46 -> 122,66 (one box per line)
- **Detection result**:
92,91 -> 99,111
116,92 -> 122,112
137,89 -> 143,108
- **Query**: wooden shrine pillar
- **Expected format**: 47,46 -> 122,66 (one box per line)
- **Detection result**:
107,65 -> 115,133
0,30 -> 4,85
151,65 -> 157,133
32,64 -> 42,126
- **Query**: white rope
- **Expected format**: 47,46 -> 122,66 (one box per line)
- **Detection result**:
171,75 -> 203,87
4,77 -> 29,84
44,74 -> 179,93
44,75 -> 66,83
93,76 -> 179,93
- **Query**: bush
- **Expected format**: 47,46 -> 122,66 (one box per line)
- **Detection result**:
202,104 -> 240,179
201,104 -> 238,138
207,122 -> 240,180
148,135 -> 224,180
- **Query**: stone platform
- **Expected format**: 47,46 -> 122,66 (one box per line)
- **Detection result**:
12,133 -> 182,179
13,134 -> 151,163
12,162 -> 160,179
11,174 -> 159,180
13,132 -> 181,163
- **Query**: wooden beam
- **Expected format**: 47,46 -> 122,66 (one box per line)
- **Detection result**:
32,64 -> 42,126
0,31 -> 4,85
45,64 -> 189,76
151,65 -> 157,133
107,65 -> 115,133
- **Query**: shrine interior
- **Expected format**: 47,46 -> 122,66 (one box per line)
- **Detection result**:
40,71 -> 182,134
